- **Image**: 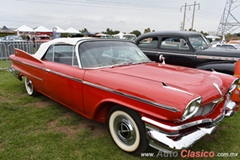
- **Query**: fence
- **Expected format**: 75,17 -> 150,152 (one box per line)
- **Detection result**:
0,41 -> 43,70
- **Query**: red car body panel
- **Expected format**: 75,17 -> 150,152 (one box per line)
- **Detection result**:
10,48 -> 236,121
8,38 -> 239,153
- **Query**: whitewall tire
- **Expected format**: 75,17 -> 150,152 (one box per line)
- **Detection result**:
24,77 -> 38,96
108,106 -> 148,155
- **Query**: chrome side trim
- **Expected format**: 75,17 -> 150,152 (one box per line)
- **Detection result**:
157,51 -> 195,57
142,50 -> 195,57
9,66 -> 43,81
24,71 -> 43,81
83,81 -> 180,112
83,81 -> 113,92
13,59 -> 83,83
141,49 -> 240,61
141,50 -> 157,54
197,55 -> 240,61
142,113 -> 224,131
11,58 -> 45,71
47,69 -> 83,83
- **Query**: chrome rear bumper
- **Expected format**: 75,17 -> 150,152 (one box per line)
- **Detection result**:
8,67 -> 20,79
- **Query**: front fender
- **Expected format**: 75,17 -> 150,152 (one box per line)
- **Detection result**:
196,62 -> 235,75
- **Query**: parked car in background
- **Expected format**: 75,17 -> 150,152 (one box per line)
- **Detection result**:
228,39 -> 240,44
35,34 -> 51,42
211,43 -> 240,50
2,35 -> 26,41
9,37 -> 238,155
135,31 -> 240,75
112,32 -> 137,41
94,33 -> 112,39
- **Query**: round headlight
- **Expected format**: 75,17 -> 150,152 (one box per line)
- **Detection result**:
182,97 -> 202,121
229,84 -> 237,92
229,79 -> 239,93
189,105 -> 196,112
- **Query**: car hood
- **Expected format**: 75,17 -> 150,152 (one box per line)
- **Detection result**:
87,62 -> 232,105
105,63 -> 228,98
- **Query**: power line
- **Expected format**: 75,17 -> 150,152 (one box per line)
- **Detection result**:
180,1 -> 200,30
15,0 -> 179,11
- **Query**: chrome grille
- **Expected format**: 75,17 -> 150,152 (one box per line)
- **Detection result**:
194,103 -> 216,117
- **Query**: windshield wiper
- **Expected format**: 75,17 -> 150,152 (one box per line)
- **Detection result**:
110,61 -> 134,68
110,61 -> 151,68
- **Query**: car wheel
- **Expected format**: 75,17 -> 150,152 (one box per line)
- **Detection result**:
24,77 -> 38,96
108,106 -> 148,155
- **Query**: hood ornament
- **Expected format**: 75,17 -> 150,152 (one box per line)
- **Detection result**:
159,55 -> 165,65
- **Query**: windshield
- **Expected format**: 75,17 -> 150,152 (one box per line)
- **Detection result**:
79,41 -> 151,68
189,35 -> 210,49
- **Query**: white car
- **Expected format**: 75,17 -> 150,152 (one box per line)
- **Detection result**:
2,35 -> 25,41
212,43 -> 240,50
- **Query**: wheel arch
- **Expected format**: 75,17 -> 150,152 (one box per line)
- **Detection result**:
92,99 -> 144,123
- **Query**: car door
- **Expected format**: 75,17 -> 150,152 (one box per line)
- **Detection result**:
42,44 -> 85,113
157,36 -> 197,67
137,37 -> 159,62
137,35 -> 197,68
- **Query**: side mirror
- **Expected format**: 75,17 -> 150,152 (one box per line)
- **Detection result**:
159,55 -> 165,64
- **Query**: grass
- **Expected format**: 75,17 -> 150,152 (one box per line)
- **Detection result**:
0,69 -> 240,160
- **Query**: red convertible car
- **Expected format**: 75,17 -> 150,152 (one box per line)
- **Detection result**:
9,38 -> 238,155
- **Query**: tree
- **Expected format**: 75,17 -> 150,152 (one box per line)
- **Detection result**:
144,28 -> 151,33
130,30 -> 141,37
103,28 -> 120,35
80,28 -> 89,34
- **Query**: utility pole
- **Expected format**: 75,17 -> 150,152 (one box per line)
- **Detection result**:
181,3 -> 187,31
180,1 -> 200,31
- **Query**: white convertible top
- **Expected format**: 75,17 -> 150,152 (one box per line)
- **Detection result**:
33,37 -> 93,59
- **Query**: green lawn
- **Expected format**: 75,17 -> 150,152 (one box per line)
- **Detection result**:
0,69 -> 239,160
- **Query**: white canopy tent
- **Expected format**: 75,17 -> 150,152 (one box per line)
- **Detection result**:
34,26 -> 52,32
15,25 -> 34,32
53,26 -> 66,33
65,27 -> 80,34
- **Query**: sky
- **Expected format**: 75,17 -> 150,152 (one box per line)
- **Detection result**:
0,0 -> 240,34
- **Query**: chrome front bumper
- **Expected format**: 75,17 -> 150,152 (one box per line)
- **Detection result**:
225,100 -> 236,117
143,114 -> 223,152
142,99 -> 235,152
147,125 -> 217,152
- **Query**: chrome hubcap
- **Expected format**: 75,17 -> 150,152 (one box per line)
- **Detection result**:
114,116 -> 136,145
26,78 -> 33,94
